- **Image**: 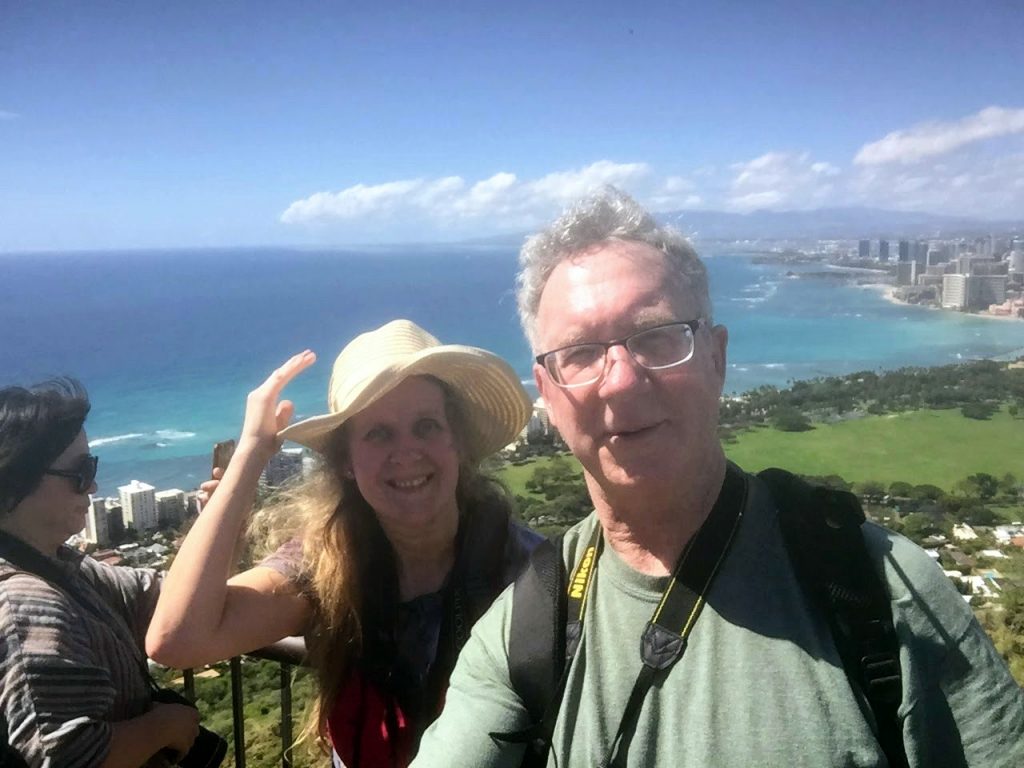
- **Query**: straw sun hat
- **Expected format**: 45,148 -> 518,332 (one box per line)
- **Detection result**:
278,320 -> 532,462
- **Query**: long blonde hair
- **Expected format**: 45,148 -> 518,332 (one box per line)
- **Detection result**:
251,376 -> 514,753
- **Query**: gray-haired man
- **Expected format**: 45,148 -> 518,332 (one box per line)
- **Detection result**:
412,188 -> 1023,767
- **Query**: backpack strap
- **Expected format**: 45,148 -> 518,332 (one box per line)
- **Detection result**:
758,468 -> 908,768
419,503 -> 512,749
490,534 -> 567,768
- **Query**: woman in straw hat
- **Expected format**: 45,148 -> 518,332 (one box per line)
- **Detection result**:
147,320 -> 541,767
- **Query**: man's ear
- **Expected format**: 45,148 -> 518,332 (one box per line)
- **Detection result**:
533,362 -> 558,431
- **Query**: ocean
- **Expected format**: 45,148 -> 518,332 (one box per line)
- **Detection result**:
2,246 -> 1022,497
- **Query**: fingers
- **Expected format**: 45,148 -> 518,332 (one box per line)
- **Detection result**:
241,350 -> 316,445
276,400 -> 295,431
198,477 -> 221,505
262,350 -> 316,398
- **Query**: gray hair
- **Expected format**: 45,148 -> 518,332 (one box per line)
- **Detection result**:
516,186 -> 712,348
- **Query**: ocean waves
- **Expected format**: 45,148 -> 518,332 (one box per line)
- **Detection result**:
89,429 -> 197,449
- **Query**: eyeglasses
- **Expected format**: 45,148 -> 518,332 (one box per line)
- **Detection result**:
43,454 -> 99,494
536,319 -> 705,389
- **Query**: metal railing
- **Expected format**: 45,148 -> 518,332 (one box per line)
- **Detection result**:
181,636 -> 310,768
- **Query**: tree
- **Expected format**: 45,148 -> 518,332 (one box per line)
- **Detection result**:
958,504 -> 997,526
855,480 -> 886,501
958,473 -> 1000,501
909,484 -> 945,502
961,402 -> 997,420
900,512 -> 938,543
889,481 -> 914,498
770,406 -> 813,432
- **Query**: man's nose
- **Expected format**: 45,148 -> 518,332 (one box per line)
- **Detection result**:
598,344 -> 648,395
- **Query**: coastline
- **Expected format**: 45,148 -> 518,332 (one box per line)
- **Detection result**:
860,282 -> 1024,324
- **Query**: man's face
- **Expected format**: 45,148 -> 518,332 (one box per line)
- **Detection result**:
532,240 -> 728,493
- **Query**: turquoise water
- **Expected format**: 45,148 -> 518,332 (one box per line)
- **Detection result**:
2,247 -> 1021,495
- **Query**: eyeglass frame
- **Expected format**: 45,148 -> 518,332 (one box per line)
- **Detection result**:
43,454 -> 99,494
535,318 -> 706,389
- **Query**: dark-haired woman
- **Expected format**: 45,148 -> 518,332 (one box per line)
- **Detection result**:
0,379 -> 199,767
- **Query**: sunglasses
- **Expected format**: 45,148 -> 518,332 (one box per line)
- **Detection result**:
43,454 -> 100,494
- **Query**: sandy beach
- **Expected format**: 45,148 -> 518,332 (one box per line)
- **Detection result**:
860,282 -> 1024,323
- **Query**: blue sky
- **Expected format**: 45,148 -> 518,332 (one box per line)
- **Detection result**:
2,1 -> 1023,251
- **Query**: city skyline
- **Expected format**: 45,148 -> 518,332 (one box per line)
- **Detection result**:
2,1 -> 1023,251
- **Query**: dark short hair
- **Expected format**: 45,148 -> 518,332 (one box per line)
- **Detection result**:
0,378 -> 91,515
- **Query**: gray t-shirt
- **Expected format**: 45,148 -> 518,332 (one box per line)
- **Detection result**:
413,473 -> 1024,768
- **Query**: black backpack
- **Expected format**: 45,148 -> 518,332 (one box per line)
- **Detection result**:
499,468 -> 907,768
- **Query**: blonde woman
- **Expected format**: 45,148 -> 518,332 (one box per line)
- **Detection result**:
147,320 -> 540,767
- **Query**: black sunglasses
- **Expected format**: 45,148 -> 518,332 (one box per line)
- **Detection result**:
43,454 -> 99,494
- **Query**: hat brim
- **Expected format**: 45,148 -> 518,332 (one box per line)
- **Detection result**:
278,344 -> 531,462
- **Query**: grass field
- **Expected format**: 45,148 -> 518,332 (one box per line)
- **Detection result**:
497,408 -> 1024,494
724,407 -> 1023,489
498,459 -> 550,498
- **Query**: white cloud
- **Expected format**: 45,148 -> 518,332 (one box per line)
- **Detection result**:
847,148 -> 1024,218
0,110 -> 20,121
279,129 -> 1024,240
281,161 -> 652,227
727,152 -> 839,211
854,106 -> 1024,166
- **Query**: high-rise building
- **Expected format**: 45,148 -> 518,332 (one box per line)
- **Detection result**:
1009,249 -> 1024,275
878,240 -> 890,261
973,260 -> 1008,277
155,489 -> 188,528
106,501 -> 124,542
85,496 -> 110,546
971,275 -> 1007,309
942,274 -> 968,310
981,235 -> 995,259
119,480 -> 158,532
858,240 -> 870,259
897,261 -> 918,287
262,448 -> 305,489
898,240 -> 910,261
913,241 -> 928,266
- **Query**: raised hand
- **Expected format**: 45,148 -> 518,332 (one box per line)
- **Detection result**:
239,350 -> 316,458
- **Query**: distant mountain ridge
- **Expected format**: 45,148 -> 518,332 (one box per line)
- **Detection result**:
657,206 -> 1024,241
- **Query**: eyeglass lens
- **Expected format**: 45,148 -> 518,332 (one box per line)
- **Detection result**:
548,324 -> 695,386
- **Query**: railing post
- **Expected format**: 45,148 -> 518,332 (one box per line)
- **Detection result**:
230,656 -> 246,768
183,667 -> 196,702
280,662 -> 293,768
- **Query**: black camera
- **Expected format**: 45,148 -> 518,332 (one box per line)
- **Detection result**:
151,688 -> 228,768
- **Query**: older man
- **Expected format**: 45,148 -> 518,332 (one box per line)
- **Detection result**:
411,189 -> 1023,768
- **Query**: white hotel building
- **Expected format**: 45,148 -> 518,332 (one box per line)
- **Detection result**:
119,479 -> 158,532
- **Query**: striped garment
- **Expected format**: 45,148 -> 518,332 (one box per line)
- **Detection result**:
0,547 -> 167,767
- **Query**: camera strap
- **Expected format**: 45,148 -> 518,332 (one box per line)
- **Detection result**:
533,467 -> 744,768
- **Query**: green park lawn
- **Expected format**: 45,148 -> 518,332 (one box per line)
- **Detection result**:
498,408 -> 1023,494
498,459 -> 548,498
725,407 -> 1022,490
